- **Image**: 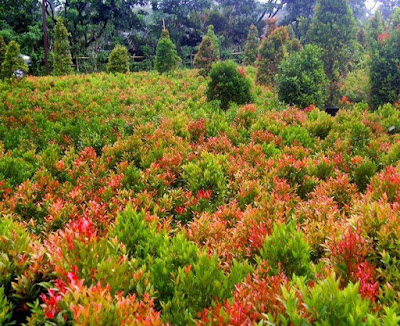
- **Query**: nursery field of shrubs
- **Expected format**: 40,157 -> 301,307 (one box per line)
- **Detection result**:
0,69 -> 399,325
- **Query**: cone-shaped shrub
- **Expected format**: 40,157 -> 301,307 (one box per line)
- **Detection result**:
107,44 -> 130,73
1,41 -> 28,80
155,29 -> 181,74
206,25 -> 220,58
194,36 -> 218,77
256,26 -> 289,85
207,60 -> 252,110
0,37 -> 6,69
53,18 -> 73,76
277,44 -> 328,109
243,24 -> 260,66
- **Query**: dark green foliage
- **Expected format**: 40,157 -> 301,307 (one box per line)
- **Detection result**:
243,24 -> 259,66
308,0 -> 356,105
1,40 -> 28,80
370,28 -> 400,108
155,29 -> 181,74
277,44 -> 328,109
53,19 -> 73,76
0,156 -> 36,187
194,30 -> 219,76
260,221 -> 312,278
207,60 -> 252,110
256,27 -> 289,85
107,44 -> 130,74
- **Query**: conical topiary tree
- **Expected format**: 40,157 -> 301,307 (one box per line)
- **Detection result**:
53,18 -> 73,76
1,41 -> 28,80
206,25 -> 220,58
107,44 -> 130,73
256,26 -> 289,85
243,24 -> 260,66
194,35 -> 218,77
155,29 -> 181,74
0,37 -> 6,69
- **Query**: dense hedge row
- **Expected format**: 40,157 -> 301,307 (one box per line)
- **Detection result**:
0,70 -> 399,325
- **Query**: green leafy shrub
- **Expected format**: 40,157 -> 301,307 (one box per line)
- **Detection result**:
305,109 -> 334,140
151,233 -> 199,303
206,25 -> 220,57
243,24 -> 260,66
0,155 -> 36,186
111,205 -> 166,260
260,221 -> 312,278
340,66 -> 371,103
182,152 -> 227,203
162,254 -> 230,325
353,159 -> 377,192
53,19 -> 73,76
1,40 -> 28,80
107,44 -> 130,74
280,276 -> 372,325
281,125 -> 314,148
277,44 -> 328,109
155,29 -> 181,74
0,287 -> 13,326
207,60 -> 252,110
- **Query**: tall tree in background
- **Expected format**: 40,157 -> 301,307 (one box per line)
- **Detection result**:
51,0 -> 148,55
370,27 -> 400,108
243,24 -> 260,66
378,0 -> 400,19
308,0 -> 356,105
53,18 -> 72,76
367,10 -> 386,47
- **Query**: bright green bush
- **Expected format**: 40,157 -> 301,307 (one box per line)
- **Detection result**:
207,60 -> 252,110
182,152 -> 227,202
155,29 -> 181,74
1,40 -> 28,80
260,221 -> 312,278
151,233 -> 199,303
281,125 -> 314,148
53,19 -> 73,76
107,44 -> 130,74
280,276 -> 372,325
111,205 -> 166,260
277,44 -> 328,109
